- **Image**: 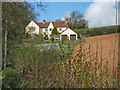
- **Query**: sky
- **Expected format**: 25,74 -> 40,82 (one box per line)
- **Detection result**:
34,2 -> 92,22
32,0 -> 119,28
85,1 -> 116,28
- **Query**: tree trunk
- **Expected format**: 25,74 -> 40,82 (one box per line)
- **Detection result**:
4,29 -> 7,68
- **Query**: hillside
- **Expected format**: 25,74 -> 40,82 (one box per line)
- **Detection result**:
74,25 -> 120,37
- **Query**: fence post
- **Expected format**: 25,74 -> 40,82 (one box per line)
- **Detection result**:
118,1 -> 120,88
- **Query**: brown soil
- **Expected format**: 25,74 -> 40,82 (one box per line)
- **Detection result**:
72,33 -> 119,83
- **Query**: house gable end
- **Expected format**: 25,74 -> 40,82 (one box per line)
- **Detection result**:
25,20 -> 40,35
61,28 -> 77,35
26,21 -> 39,29
48,22 -> 54,29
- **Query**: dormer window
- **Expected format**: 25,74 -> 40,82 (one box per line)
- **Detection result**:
30,27 -> 35,30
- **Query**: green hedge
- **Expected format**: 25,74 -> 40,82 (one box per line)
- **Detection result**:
74,25 -> 120,37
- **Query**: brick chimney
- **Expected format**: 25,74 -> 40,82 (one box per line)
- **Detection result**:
66,18 -> 68,28
66,18 -> 68,23
43,20 -> 45,24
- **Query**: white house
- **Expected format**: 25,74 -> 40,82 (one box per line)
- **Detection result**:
60,28 -> 78,41
25,20 -> 40,35
25,19 -> 68,39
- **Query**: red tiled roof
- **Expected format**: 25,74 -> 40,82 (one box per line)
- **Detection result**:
33,20 -> 50,28
52,21 -> 67,27
33,20 -> 67,28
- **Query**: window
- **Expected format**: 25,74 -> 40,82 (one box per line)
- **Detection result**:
59,28 -> 62,31
45,28 -> 48,31
49,28 -> 52,31
30,27 -> 35,30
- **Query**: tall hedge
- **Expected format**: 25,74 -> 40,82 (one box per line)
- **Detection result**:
74,25 -> 120,37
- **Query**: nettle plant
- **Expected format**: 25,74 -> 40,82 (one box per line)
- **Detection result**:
38,41 -> 118,88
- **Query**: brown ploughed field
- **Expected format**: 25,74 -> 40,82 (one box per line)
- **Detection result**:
73,33 -> 119,83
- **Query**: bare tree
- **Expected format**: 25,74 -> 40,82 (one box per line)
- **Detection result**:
67,10 -> 88,29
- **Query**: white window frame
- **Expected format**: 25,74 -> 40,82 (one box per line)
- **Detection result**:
30,27 -> 35,31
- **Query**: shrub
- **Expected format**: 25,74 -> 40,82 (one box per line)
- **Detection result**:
28,34 -> 44,44
2,67 -> 31,88
5,45 -> 68,88
52,27 -> 59,35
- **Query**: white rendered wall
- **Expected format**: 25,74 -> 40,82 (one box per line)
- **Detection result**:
25,21 -> 40,35
60,28 -> 77,41
57,27 -> 67,33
